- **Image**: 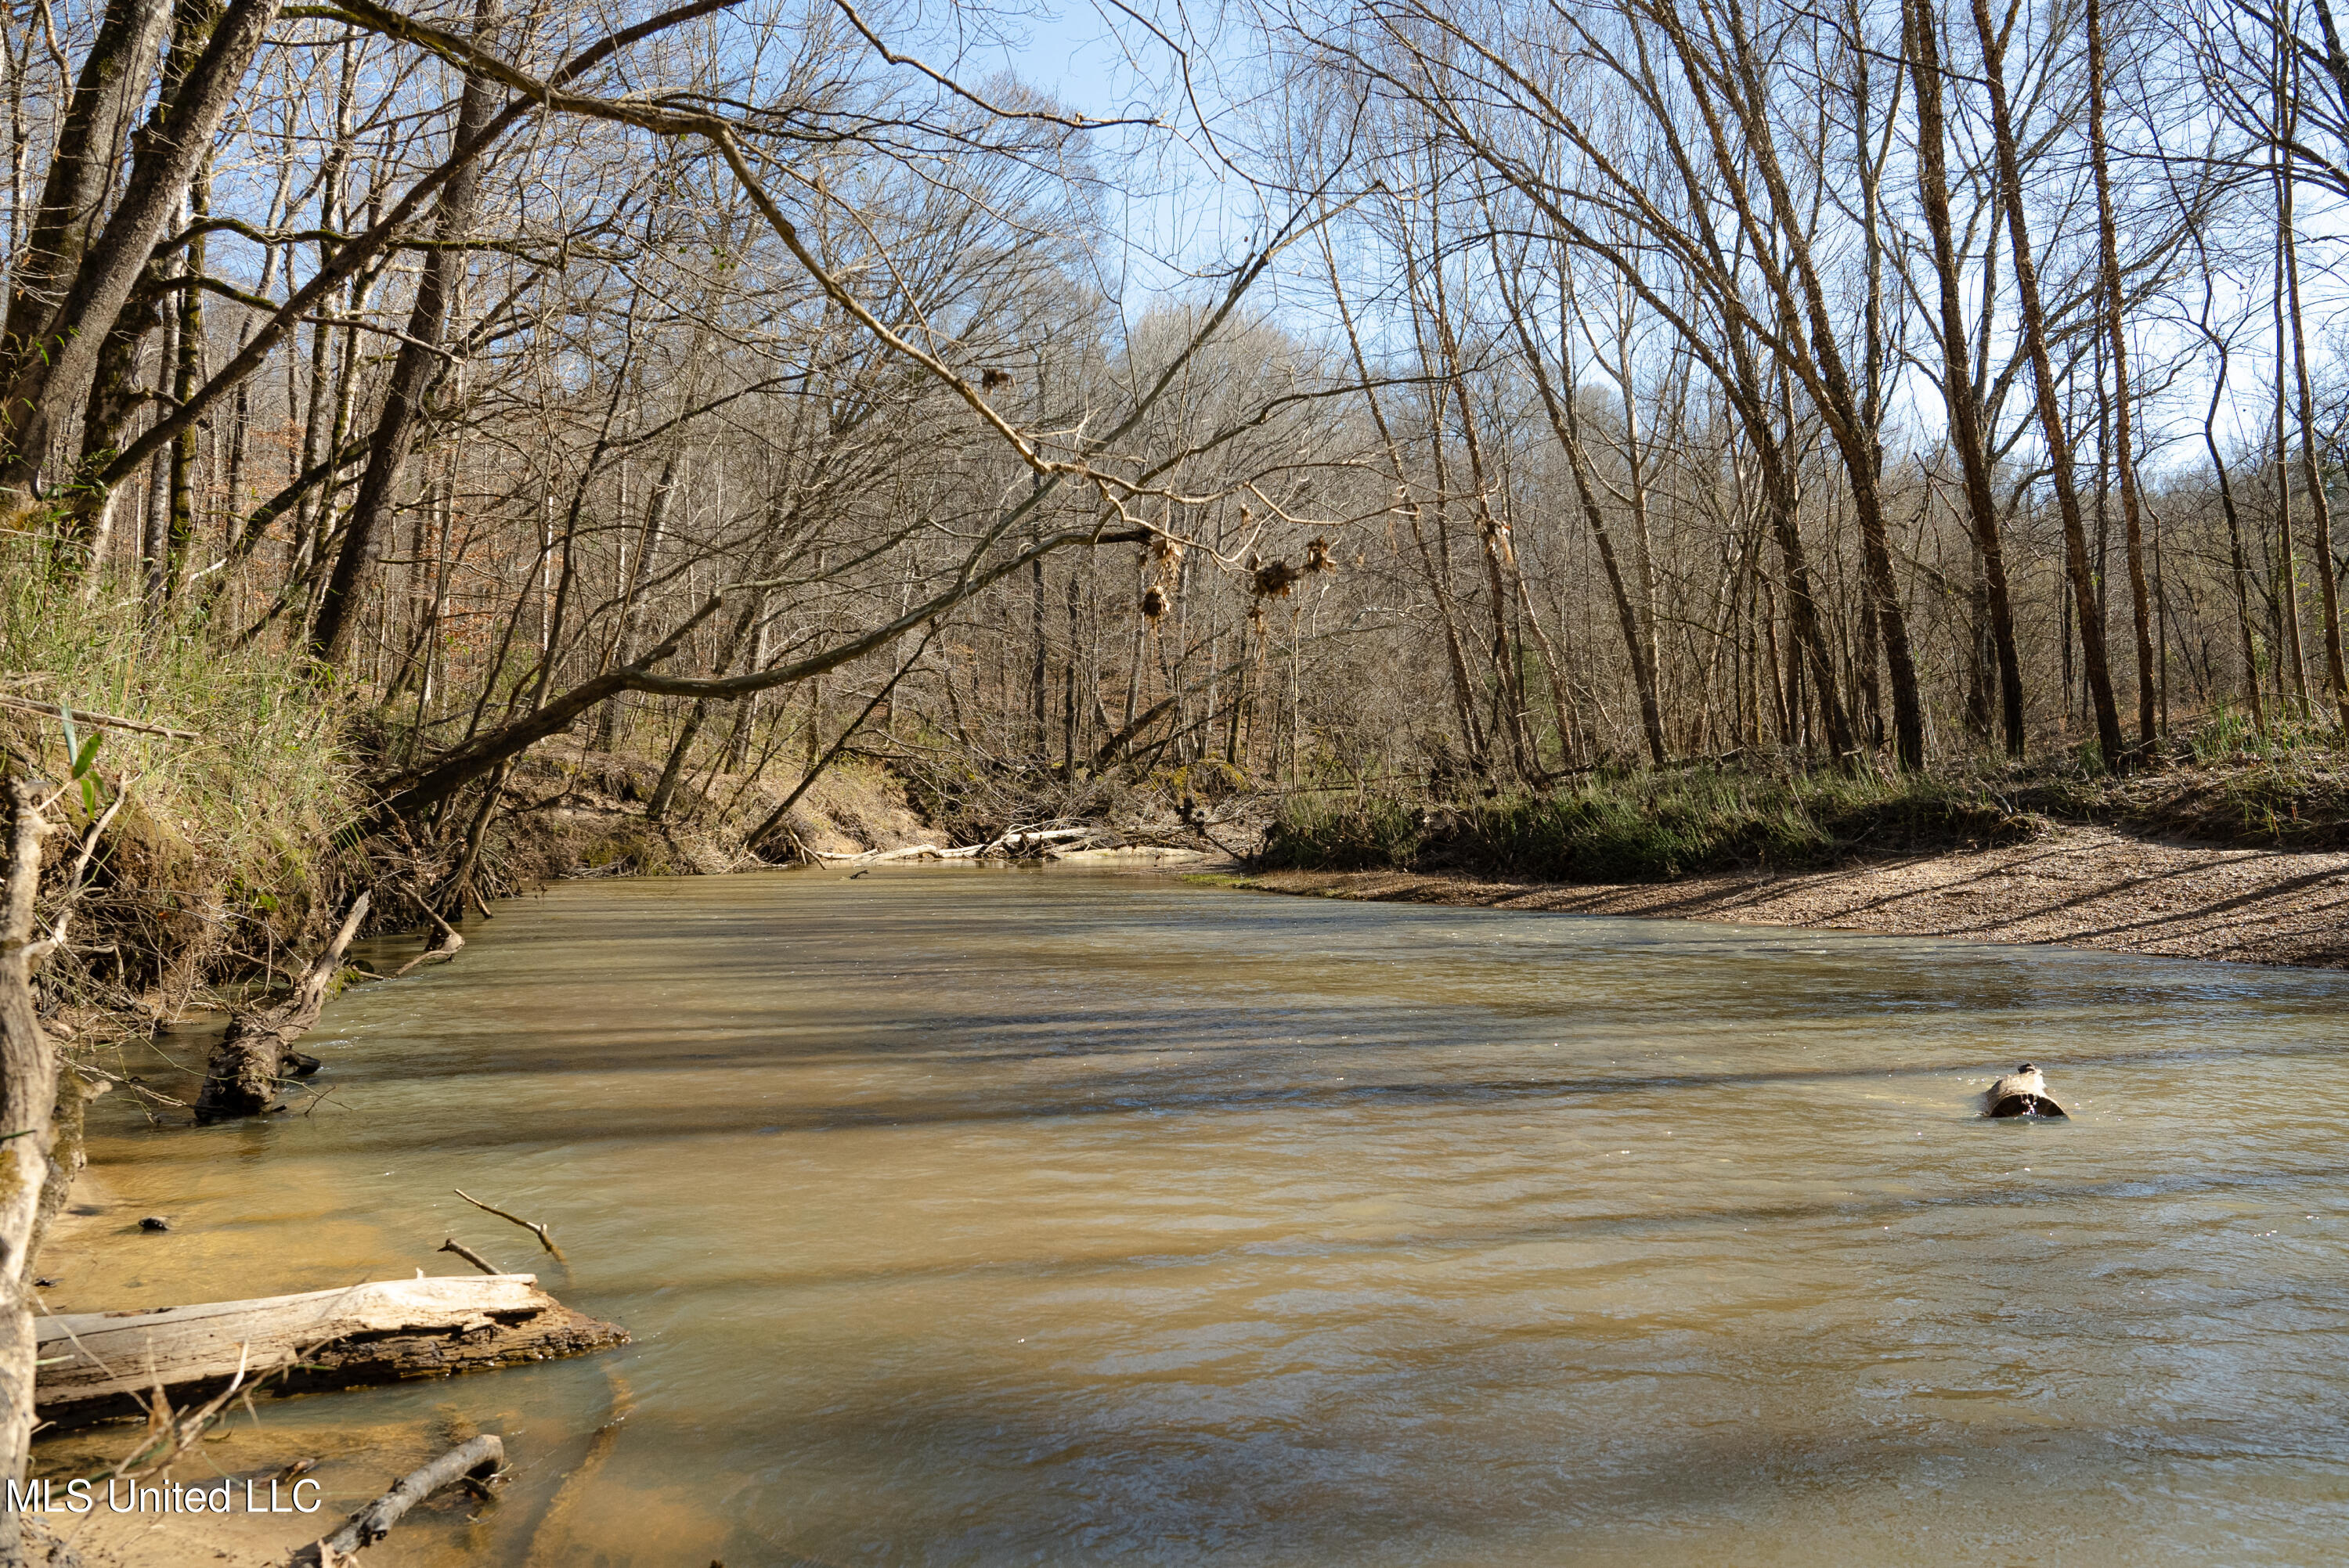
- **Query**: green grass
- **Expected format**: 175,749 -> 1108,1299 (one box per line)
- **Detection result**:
1259,768 -> 2039,883
1,544 -> 360,996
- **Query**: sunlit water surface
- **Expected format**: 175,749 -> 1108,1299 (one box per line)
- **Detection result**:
31,867 -> 2349,1564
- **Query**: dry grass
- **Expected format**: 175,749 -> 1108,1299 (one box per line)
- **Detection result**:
2,549 -> 363,1004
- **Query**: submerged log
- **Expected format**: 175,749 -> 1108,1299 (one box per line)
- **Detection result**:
288,1434 -> 506,1567
1983,1062 -> 2069,1119
35,1274 -> 626,1429
196,892 -> 370,1119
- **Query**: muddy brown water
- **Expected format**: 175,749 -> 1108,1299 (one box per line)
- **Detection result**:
30,867 -> 2349,1564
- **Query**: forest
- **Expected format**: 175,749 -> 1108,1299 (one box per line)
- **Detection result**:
3,0 -> 2349,1541
7,0 -> 2348,814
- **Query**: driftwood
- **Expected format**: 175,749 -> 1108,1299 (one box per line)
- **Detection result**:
811,827 -> 1110,866
811,843 -> 945,864
388,900 -> 464,979
196,892 -> 370,1119
36,1274 -> 626,1429
287,1433 -> 505,1567
437,1238 -> 501,1275
453,1188 -> 567,1263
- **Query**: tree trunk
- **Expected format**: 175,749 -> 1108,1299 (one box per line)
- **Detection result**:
0,0 -> 284,514
164,168 -> 208,604
2087,0 -> 2158,755
1498,243 -> 1669,766
0,782 -> 60,1563
1969,0 -> 2127,767
194,893 -> 368,1119
647,593 -> 764,820
1905,0 -> 2026,755
0,0 -> 174,413
592,452 -> 680,752
1320,227 -> 1489,773
309,0 -> 500,665
2279,131 -> 2349,724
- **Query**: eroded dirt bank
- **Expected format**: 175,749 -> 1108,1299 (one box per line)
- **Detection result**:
1238,825 -> 2349,968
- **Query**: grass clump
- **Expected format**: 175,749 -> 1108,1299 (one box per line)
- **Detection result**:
0,546 -> 361,999
1260,768 -> 2037,883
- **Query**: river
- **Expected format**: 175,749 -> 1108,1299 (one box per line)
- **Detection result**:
34,867 -> 2349,1564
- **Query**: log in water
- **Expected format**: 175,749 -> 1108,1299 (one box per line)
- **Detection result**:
37,1275 -> 626,1427
33,867 -> 2349,1564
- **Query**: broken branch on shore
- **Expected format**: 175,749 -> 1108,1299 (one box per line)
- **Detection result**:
0,695 -> 201,741
453,1188 -> 568,1263
35,1275 -> 624,1429
195,892 -> 370,1119
287,1433 -> 505,1567
809,827 -> 1200,866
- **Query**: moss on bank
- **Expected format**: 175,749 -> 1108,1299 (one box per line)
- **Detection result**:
1259,770 -> 2036,882
1259,752 -> 2349,885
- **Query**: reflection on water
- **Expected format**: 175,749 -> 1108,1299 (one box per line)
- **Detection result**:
33,867 -> 2349,1564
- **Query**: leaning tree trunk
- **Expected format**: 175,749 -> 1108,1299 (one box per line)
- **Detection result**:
1500,258 -> 1669,766
0,0 -> 284,517
647,589 -> 767,821
0,782 -> 60,1565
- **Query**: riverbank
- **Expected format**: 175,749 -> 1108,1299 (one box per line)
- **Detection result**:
1236,824 -> 2349,968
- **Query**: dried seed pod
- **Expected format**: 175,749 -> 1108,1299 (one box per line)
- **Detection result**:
1304,536 -> 1333,572
1250,559 -> 1302,598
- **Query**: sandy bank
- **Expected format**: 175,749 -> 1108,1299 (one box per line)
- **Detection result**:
1237,825 -> 2349,968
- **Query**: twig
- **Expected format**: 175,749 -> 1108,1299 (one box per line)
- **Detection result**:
287,1433 -> 506,1566
296,1084 -> 346,1119
98,1341 -> 258,1481
27,787 -> 127,963
453,1189 -> 567,1263
0,694 -> 200,741
437,1238 -> 501,1276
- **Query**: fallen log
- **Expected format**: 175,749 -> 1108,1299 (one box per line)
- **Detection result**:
287,1434 -> 505,1567
812,843 -> 944,864
999,827 -> 1089,848
196,892 -> 370,1119
36,1275 -> 626,1429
